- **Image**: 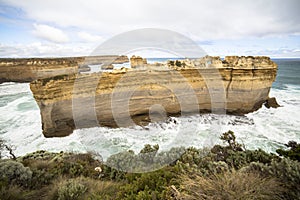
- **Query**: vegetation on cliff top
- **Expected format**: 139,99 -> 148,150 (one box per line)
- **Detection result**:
0,131 -> 299,200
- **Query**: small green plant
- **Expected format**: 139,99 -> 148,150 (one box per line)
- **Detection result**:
220,130 -> 243,151
52,178 -> 88,200
243,158 -> 300,199
276,141 -> 300,161
20,151 -> 101,189
175,60 -> 182,67
106,144 -> 161,173
168,60 -> 174,66
138,144 -> 159,164
117,167 -> 178,200
40,74 -> 69,85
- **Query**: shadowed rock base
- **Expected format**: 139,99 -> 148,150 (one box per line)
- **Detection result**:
264,97 -> 280,108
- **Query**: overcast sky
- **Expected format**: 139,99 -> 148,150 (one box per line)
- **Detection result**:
0,0 -> 300,58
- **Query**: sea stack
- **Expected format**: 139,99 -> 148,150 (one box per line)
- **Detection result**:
28,55 -> 278,137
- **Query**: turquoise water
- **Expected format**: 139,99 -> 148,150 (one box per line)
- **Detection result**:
0,58 -> 299,159
272,59 -> 300,89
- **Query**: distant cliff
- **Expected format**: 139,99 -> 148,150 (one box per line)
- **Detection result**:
30,56 -> 277,137
0,55 -> 128,83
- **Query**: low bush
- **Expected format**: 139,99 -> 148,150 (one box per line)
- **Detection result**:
243,158 -> 300,199
48,177 -> 121,200
0,160 -> 32,187
117,167 -> 178,200
0,131 -> 298,199
49,177 -> 88,200
276,141 -> 300,161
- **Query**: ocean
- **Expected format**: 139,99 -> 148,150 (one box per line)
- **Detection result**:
0,58 -> 299,160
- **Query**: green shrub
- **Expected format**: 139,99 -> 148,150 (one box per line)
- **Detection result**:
175,60 -> 182,67
168,60 -> 174,66
139,144 -> 159,162
0,160 -> 32,187
200,161 -> 229,176
220,130 -> 244,151
117,167 -> 178,200
106,150 -> 137,173
21,150 -> 61,161
179,147 -> 203,166
210,131 -> 277,169
48,177 -> 121,200
276,141 -> 300,161
48,152 -> 100,178
243,158 -> 300,199
244,149 -> 276,164
20,151 -> 101,189
106,144 -> 163,173
28,167 -> 55,189
155,146 -> 186,167
101,165 -> 126,181
51,178 -> 88,200
135,189 -> 155,200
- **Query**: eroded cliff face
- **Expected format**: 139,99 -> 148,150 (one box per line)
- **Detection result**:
130,55 -> 147,68
0,55 -> 128,83
30,56 -> 277,137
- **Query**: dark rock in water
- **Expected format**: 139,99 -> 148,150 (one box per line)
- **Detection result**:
78,65 -> 91,72
264,97 -> 280,108
101,64 -> 114,70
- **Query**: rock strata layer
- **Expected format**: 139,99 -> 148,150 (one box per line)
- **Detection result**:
29,56 -> 277,137
0,55 -> 128,83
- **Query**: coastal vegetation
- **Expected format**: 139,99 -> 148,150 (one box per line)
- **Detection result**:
0,131 -> 299,200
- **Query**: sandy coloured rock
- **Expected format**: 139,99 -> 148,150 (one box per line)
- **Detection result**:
0,55 -> 129,83
29,56 -> 278,137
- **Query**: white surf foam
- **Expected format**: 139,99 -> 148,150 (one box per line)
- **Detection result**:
0,82 -> 299,159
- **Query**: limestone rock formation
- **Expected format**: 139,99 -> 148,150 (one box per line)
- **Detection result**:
0,57 -> 79,83
0,55 -> 129,83
29,56 -> 277,137
130,55 -> 147,68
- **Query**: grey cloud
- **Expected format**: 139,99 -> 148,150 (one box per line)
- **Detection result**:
0,43 -> 91,57
2,0 -> 300,40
